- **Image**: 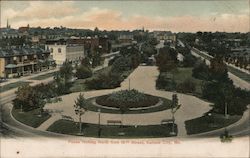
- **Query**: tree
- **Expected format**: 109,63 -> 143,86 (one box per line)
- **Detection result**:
15,85 -> 33,112
155,47 -> 178,73
74,93 -> 88,134
209,57 -> 228,82
182,54 -> 196,67
59,61 -> 74,82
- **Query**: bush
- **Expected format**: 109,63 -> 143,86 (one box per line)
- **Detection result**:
85,70 -> 121,90
176,79 -> 196,93
75,65 -> 92,79
111,56 -> 132,73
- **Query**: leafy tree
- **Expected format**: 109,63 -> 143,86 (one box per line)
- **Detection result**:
111,56 -> 131,73
155,47 -> 178,72
209,57 -> 228,82
15,85 -> 33,112
182,54 -> 197,67
59,61 -> 74,82
74,93 -> 88,134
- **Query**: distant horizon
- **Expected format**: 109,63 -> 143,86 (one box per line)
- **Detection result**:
1,1 -> 249,33
2,25 -> 250,34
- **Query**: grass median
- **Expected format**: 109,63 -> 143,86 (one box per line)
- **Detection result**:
185,113 -> 241,135
12,108 -> 51,128
47,119 -> 177,138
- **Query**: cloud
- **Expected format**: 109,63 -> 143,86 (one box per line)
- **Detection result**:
1,1 -> 78,25
1,4 -> 249,32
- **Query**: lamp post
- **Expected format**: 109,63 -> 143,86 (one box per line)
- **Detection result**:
128,78 -> 131,90
208,112 -> 212,127
98,108 -> 101,137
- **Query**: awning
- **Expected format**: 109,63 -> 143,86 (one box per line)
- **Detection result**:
5,64 -> 17,68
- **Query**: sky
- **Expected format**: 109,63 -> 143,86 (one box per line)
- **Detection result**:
0,1 -> 249,32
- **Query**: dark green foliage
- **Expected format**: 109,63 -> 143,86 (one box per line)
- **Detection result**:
176,79 -> 196,93
192,60 -> 210,80
209,57 -> 228,82
111,57 -> 132,73
75,65 -> 92,79
81,57 -> 91,67
59,62 -> 74,82
182,54 -> 197,67
85,70 -> 121,90
202,81 -> 250,115
156,73 -> 176,91
155,47 -> 178,72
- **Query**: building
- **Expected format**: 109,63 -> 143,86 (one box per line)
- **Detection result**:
118,34 -> 134,44
45,39 -> 85,65
0,47 -> 55,78
153,31 -> 176,43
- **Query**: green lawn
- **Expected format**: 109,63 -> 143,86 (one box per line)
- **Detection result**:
12,108 -> 51,128
185,113 -> 241,135
0,81 -> 31,93
70,79 -> 88,92
30,72 -> 57,80
85,97 -> 172,114
47,120 -> 177,138
172,67 -> 204,95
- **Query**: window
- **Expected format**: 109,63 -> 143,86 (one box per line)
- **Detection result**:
58,48 -> 61,53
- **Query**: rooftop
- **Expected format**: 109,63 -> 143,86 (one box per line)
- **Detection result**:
0,47 -> 50,58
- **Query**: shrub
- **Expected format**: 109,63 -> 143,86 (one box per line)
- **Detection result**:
75,65 -> 92,79
85,71 -> 121,90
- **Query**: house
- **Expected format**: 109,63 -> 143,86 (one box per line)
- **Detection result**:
45,39 -> 85,66
0,47 -> 55,78
153,31 -> 176,43
118,34 -> 134,44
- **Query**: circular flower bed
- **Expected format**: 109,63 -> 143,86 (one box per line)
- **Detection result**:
95,89 -> 159,108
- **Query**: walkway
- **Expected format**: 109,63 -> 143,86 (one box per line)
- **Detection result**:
41,66 -> 212,137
